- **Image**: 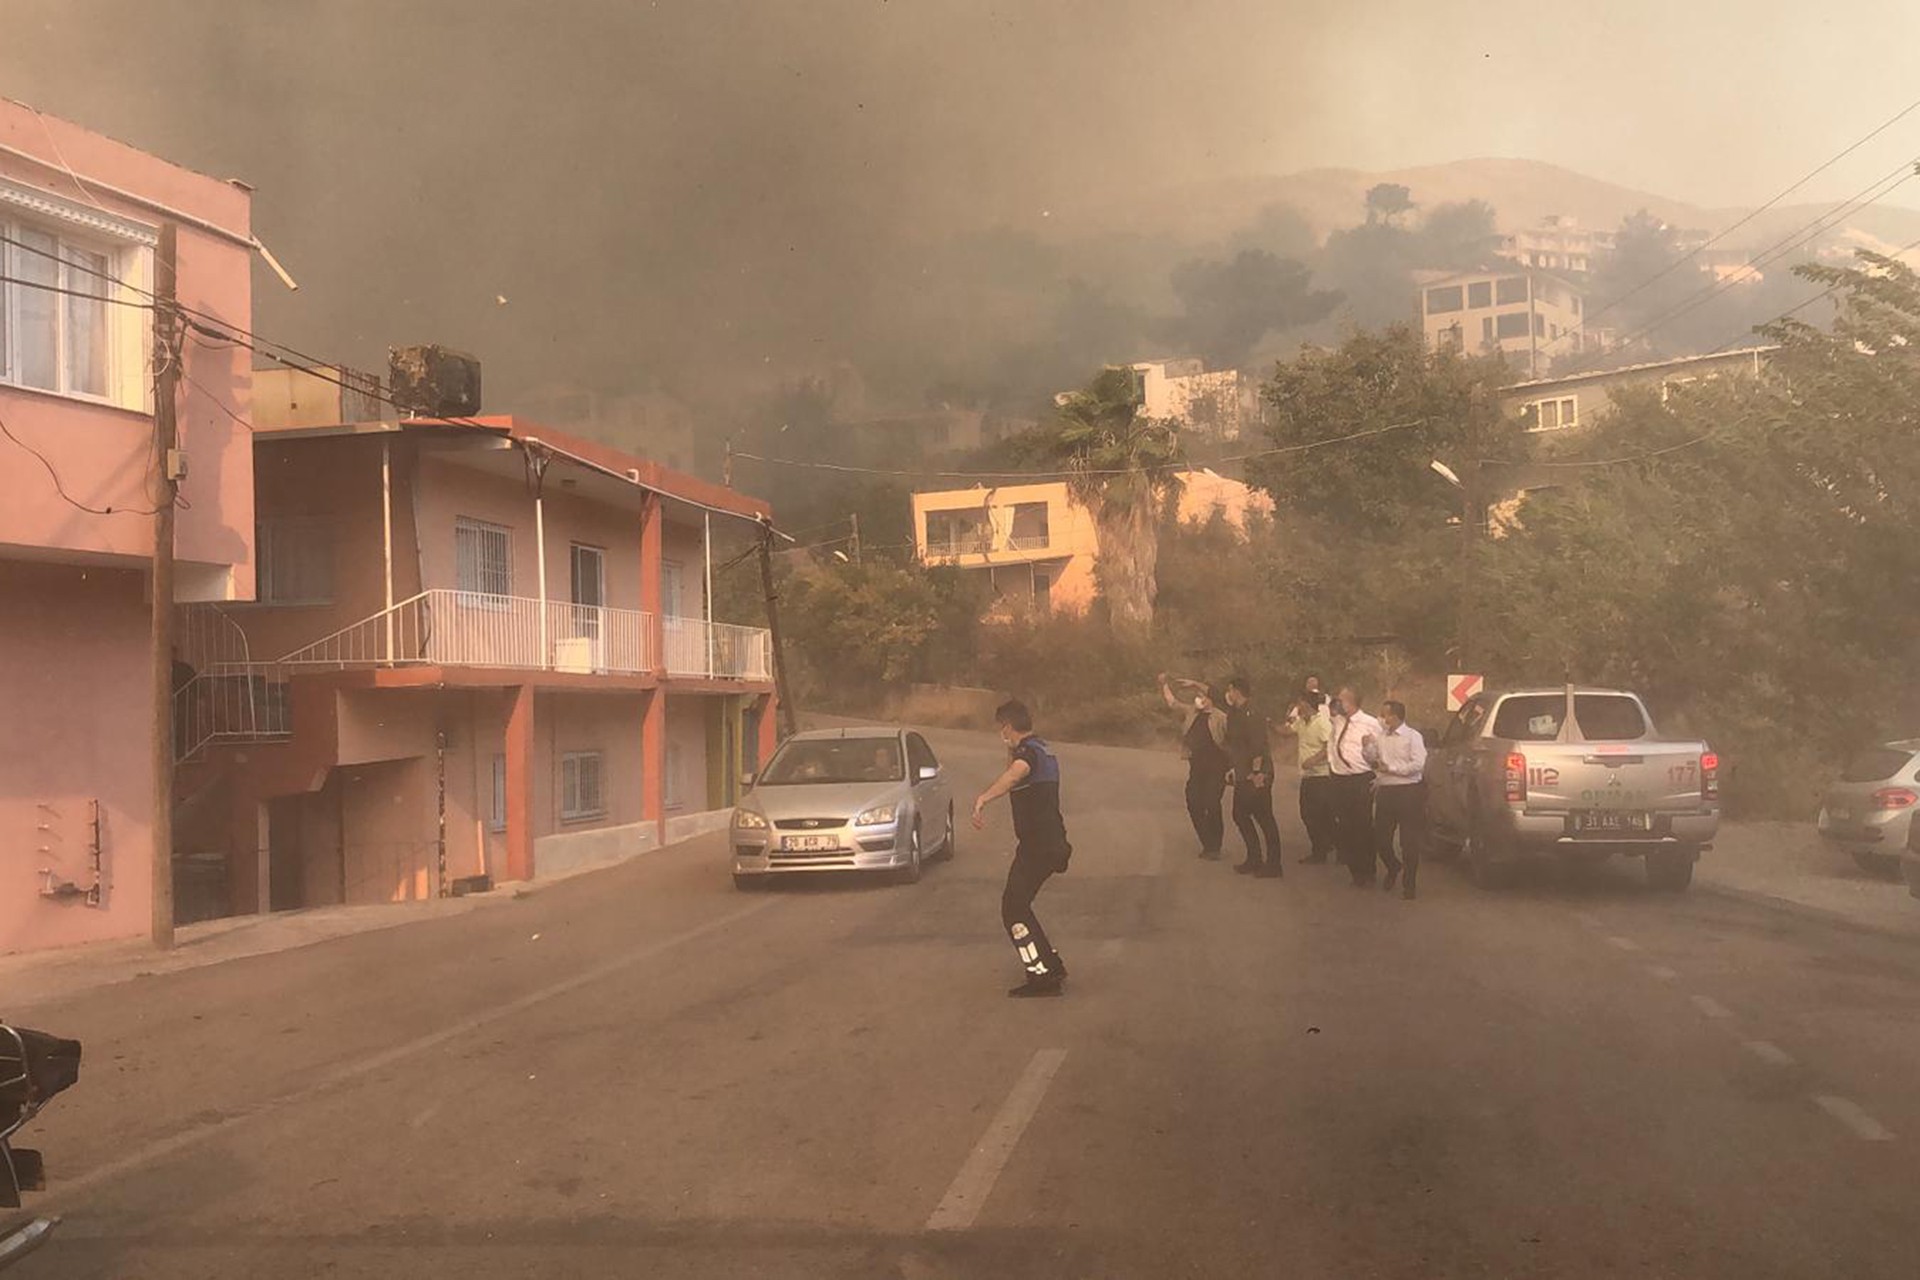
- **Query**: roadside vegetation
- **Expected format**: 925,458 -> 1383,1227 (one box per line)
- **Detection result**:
719,255 -> 1920,821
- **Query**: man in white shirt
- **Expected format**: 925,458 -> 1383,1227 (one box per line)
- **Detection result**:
1328,686 -> 1384,887
1368,700 -> 1428,900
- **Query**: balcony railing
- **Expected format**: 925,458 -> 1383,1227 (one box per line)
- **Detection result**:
174,592 -> 772,760
276,589 -> 658,675
925,533 -> 994,557
665,615 -> 774,680
1004,533 -> 1051,551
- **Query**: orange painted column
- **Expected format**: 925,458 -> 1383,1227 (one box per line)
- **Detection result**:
639,492 -> 667,847
504,684 -> 536,882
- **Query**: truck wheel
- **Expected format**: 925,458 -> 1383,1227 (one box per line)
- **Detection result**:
1647,848 -> 1695,892
1466,820 -> 1516,889
1850,850 -> 1900,879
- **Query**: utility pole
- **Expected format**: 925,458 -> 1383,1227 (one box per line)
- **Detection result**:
848,512 -> 861,566
757,520 -> 798,739
151,222 -> 180,950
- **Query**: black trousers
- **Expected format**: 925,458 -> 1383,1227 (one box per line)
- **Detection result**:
1373,783 -> 1428,889
1299,774 -> 1339,858
1232,778 -> 1284,868
1185,764 -> 1228,853
1002,848 -> 1066,978
1330,772 -> 1378,883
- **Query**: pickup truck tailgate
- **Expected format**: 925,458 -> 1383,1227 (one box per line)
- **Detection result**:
1518,741 -> 1712,831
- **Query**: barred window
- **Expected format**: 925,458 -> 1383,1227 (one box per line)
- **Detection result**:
561,751 -> 606,822
455,518 -> 512,597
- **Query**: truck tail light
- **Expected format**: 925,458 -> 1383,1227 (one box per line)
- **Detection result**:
1871,787 -> 1918,810
1701,751 -> 1720,802
1504,752 -> 1527,804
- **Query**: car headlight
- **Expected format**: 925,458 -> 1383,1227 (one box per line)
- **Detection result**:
733,809 -> 768,830
854,804 -> 898,827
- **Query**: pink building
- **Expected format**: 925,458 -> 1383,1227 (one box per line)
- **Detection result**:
0,100 -> 256,953
171,380 -> 778,918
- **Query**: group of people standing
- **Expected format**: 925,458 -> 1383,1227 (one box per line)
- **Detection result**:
1162,673 -> 1429,899
1158,673 -> 1287,878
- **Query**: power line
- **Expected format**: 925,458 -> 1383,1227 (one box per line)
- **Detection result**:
1553,93 -> 1920,344
1708,228 -> 1920,353
1556,156 -> 1920,371
0,407 -> 161,516
735,419 -> 1427,482
0,273 -> 154,307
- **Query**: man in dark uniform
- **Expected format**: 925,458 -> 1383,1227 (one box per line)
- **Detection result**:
1224,676 -> 1285,878
973,699 -> 1072,997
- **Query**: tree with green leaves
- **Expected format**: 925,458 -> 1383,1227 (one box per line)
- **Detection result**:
1365,182 -> 1415,226
1044,368 -> 1186,633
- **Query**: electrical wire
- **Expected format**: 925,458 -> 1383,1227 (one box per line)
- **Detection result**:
0,274 -> 153,307
0,407 -> 161,516
1544,94 -> 1920,346
1551,155 -> 1920,369
1706,229 -> 1920,354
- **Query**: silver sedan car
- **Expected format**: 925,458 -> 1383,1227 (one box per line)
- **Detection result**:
1816,739 -> 1920,883
731,727 -> 956,888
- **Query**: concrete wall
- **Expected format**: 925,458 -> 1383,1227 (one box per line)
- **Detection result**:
0,563 -> 152,952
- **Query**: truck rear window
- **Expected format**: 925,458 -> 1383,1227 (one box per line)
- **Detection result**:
1840,747 -> 1916,783
1490,695 -> 1647,742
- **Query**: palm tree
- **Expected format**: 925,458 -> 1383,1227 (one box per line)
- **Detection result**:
1047,368 -> 1185,632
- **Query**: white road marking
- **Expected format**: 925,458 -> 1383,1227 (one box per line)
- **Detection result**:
1646,965 -> 1680,982
1743,1040 -> 1796,1067
1814,1095 -> 1895,1142
925,1048 -> 1068,1232
1690,994 -> 1735,1020
38,897 -> 782,1206
1605,935 -> 1642,952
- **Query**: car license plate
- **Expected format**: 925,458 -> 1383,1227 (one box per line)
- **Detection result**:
1828,808 -> 1852,823
1575,811 -> 1650,833
782,834 -> 839,852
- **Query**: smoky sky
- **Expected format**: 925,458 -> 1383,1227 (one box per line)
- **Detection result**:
4,0 -> 1918,417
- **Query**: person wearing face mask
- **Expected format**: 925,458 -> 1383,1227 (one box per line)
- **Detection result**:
1160,672 -> 1230,860
973,699 -> 1073,997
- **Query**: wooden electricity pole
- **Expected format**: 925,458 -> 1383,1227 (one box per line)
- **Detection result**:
151,222 -> 181,949
757,521 -> 799,740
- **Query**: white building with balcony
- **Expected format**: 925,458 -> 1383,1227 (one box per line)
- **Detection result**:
171,381 -> 777,915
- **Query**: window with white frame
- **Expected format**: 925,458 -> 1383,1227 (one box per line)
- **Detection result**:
455,518 -> 512,598
1,199 -> 150,406
560,751 -> 606,821
1524,396 -> 1579,431
257,516 -> 334,604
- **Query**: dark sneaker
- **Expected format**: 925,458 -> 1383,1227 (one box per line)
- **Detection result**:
1008,974 -> 1065,998
1233,860 -> 1257,874
1254,863 -> 1284,879
1200,849 -> 1224,861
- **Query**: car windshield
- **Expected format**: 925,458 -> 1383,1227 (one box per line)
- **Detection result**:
761,739 -> 903,785
1840,746 -> 1915,783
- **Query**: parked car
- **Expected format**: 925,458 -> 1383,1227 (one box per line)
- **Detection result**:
730,727 -> 955,888
1427,687 -> 1720,890
1816,739 -> 1920,883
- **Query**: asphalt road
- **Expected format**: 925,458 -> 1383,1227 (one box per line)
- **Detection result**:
11,723 -> 1920,1278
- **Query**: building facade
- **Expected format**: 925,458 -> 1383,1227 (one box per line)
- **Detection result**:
912,470 -> 1271,617
1127,359 -> 1259,441
170,402 -> 777,922
1499,346 -> 1774,434
1,100 -> 257,954
1417,268 -> 1599,378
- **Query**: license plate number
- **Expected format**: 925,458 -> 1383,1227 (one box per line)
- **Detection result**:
782,834 -> 839,851
1575,811 -> 1650,833
1828,809 -> 1852,823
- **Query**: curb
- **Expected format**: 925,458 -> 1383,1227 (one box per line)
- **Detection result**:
1696,879 -> 1920,946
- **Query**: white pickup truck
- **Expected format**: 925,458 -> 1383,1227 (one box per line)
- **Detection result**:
1426,687 -> 1720,890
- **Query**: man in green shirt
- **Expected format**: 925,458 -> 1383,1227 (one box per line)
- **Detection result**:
1285,692 -> 1338,864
